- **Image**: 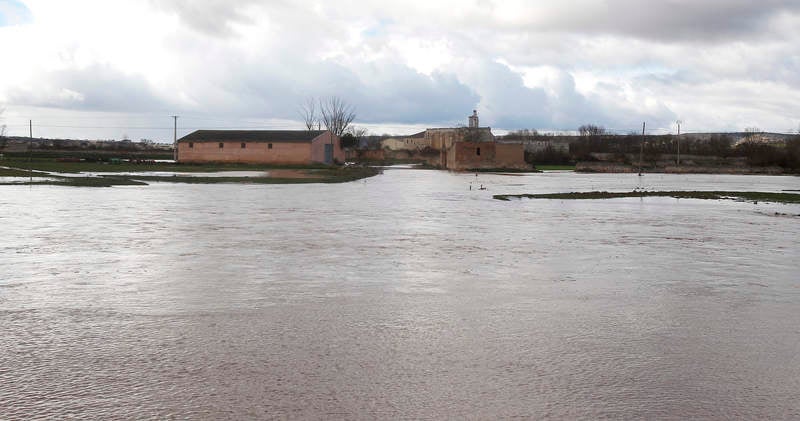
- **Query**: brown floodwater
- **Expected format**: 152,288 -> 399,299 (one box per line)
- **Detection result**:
1,169 -> 799,419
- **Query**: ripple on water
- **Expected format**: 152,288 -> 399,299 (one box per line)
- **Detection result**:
2,171 -> 800,419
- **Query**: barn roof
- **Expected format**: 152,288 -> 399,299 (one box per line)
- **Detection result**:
178,130 -> 327,143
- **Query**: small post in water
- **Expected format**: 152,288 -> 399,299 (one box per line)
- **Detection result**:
638,121 -> 645,176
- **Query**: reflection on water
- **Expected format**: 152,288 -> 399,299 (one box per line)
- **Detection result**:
1,170 -> 799,419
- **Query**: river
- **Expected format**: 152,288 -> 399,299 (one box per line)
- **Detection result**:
2,169 -> 799,419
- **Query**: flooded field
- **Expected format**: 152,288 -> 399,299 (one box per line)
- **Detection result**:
1,169 -> 799,419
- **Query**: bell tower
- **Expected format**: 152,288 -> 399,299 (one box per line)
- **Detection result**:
468,110 -> 479,128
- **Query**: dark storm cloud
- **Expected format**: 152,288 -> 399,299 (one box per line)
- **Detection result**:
460,60 -> 676,131
198,56 -> 479,124
348,66 -> 480,124
149,0 -> 258,36
527,0 -> 800,42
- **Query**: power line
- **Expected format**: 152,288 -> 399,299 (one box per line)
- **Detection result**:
3,124 -> 299,129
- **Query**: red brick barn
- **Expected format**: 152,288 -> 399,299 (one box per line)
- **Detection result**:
177,130 -> 344,165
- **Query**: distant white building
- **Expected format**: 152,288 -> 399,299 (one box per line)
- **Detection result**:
381,131 -> 430,151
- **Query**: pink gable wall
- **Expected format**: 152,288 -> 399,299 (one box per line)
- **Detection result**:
310,132 -> 344,164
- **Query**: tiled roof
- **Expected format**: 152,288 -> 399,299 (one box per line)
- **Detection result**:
178,130 -> 326,143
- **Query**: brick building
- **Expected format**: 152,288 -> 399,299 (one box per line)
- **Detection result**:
429,111 -> 528,170
177,130 -> 344,165
444,141 -> 528,170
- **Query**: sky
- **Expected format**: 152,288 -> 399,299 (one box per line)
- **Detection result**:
0,0 -> 799,142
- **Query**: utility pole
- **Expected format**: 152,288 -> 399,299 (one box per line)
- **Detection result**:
29,120 -> 33,182
638,122 -> 645,176
171,115 -> 178,162
676,120 -> 682,166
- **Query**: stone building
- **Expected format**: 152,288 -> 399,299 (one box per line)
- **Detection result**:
429,111 -> 528,170
444,141 -> 528,170
424,112 -> 495,151
177,130 -> 344,165
380,131 -> 429,151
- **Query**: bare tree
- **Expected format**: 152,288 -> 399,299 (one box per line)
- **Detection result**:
319,96 -> 356,137
346,126 -> 368,148
579,124 -> 606,137
744,126 -> 762,142
0,107 -> 6,137
298,97 -> 318,131
0,108 -> 7,152
505,129 -> 539,141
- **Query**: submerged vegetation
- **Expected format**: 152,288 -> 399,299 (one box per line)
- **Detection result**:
0,158 -> 381,187
493,190 -> 800,204
125,167 -> 380,185
0,157 -> 333,174
534,165 -> 576,171
468,167 -> 540,173
0,167 -> 52,177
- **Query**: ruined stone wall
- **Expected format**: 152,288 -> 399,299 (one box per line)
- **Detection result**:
446,142 -> 496,170
442,141 -> 528,170
382,137 -> 432,151
425,129 -> 460,150
362,149 -> 386,161
494,143 -> 528,169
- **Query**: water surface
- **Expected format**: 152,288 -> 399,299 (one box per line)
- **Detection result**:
2,170 -> 799,419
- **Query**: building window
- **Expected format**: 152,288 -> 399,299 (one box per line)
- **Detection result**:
241,142 -> 246,149
188,142 -> 194,148
219,142 -> 224,148
476,147 -> 481,156
268,143 -> 273,149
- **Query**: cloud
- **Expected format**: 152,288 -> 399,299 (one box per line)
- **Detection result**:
169,52 -> 480,125
382,0 -> 800,43
7,64 -> 169,112
148,0 -> 258,37
0,0 -> 798,139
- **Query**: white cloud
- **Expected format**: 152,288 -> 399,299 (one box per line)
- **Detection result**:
0,0 -> 798,140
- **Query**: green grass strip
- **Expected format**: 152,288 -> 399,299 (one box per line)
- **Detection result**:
493,191 -> 800,204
